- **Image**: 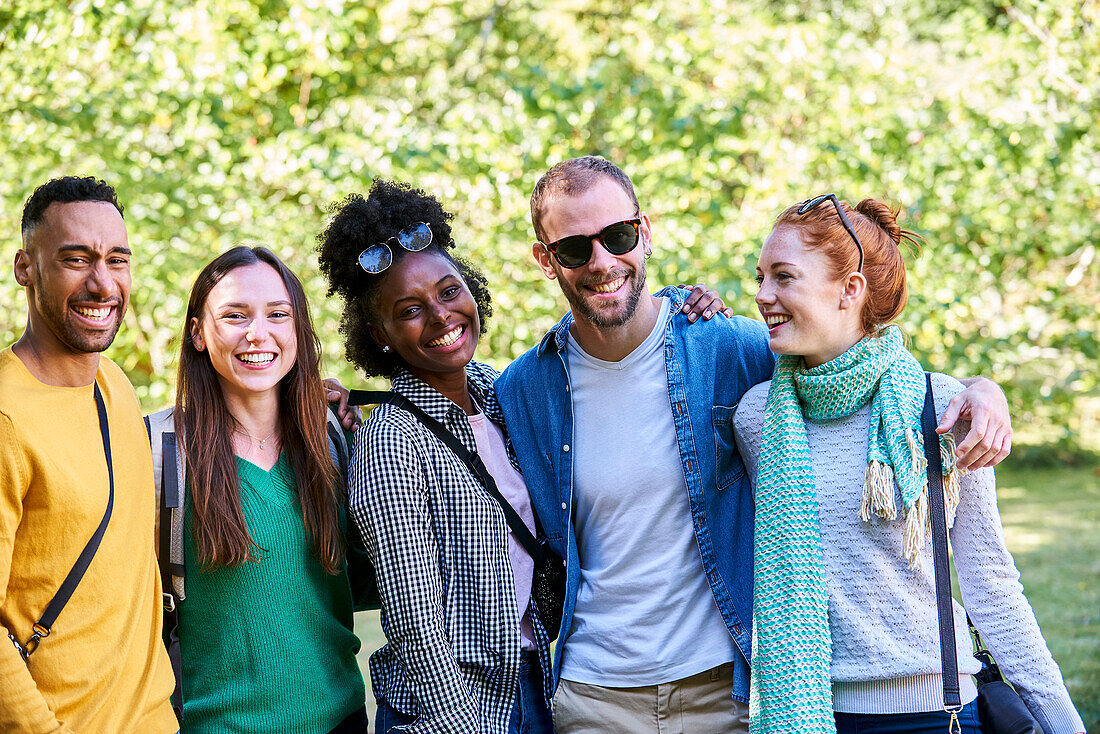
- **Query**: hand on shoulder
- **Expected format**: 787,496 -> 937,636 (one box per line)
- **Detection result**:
935,375 -> 1012,471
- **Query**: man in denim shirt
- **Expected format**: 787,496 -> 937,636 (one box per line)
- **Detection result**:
495,156 -> 1011,734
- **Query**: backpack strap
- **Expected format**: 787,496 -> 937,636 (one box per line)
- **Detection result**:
323,403 -> 382,611
326,409 -> 350,485
147,410 -> 186,600
146,409 -> 184,720
159,430 -> 183,719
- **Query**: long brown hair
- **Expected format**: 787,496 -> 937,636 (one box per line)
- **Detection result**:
176,246 -> 344,574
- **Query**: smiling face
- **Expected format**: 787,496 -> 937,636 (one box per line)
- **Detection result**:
16,200 -> 131,356
533,175 -> 652,330
369,249 -> 480,389
190,262 -> 298,403
755,226 -> 867,367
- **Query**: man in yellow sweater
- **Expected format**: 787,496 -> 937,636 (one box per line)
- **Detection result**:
0,177 -> 177,733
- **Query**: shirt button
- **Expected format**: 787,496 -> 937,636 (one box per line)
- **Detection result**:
563,444 -> 570,452
561,502 -> 567,510
565,384 -> 570,392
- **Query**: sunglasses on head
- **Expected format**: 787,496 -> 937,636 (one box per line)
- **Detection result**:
357,221 -> 433,274
540,217 -> 642,269
796,194 -> 865,273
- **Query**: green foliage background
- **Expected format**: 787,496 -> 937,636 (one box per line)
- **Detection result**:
1,0 -> 1097,446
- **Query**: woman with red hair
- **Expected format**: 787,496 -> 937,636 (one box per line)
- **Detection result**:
734,196 -> 1083,734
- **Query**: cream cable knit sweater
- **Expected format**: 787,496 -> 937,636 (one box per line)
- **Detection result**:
734,372 -> 1083,734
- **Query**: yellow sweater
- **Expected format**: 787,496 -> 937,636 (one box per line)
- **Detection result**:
0,349 -> 177,734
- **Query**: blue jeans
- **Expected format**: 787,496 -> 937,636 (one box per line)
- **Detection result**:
375,650 -> 552,734
834,700 -> 982,734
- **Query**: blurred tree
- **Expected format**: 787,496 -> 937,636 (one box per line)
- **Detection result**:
1,0 -> 1096,445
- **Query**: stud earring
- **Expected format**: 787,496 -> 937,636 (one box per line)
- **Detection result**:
381,345 -> 392,353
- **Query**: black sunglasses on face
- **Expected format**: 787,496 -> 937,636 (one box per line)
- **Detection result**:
540,217 -> 642,269
357,221 -> 433,274
796,194 -> 865,273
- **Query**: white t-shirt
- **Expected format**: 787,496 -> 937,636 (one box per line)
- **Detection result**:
560,297 -> 736,686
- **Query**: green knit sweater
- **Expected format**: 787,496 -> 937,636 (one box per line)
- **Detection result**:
178,454 -> 365,733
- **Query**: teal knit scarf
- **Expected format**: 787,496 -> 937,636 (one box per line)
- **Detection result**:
749,326 -> 959,734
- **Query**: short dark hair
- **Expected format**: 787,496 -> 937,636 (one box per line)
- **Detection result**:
21,177 -> 124,242
530,156 -> 639,243
317,179 -> 493,379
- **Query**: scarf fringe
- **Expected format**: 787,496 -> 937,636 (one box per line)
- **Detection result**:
902,493 -> 929,568
861,460 -> 897,521
862,428 -> 925,525
941,435 -> 961,527
899,433 -> 963,568
906,427 -> 929,478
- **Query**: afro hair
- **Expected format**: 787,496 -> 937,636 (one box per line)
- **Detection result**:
317,179 -> 493,379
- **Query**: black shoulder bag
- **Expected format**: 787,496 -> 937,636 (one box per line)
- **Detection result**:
350,390 -> 566,640
8,382 -> 114,662
922,373 -> 1043,734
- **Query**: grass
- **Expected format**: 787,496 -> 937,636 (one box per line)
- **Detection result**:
987,460 -> 1100,731
352,456 -> 1100,731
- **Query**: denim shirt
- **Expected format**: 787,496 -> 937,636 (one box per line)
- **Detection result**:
495,288 -> 776,701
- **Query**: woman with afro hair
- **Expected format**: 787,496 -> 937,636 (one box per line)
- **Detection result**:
317,179 -> 556,734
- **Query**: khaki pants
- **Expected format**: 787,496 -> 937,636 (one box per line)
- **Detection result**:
552,662 -> 750,734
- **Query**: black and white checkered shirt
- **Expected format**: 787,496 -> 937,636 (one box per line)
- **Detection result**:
349,362 -> 553,733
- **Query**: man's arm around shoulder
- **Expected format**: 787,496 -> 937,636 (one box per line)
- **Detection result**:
699,314 -> 776,387
939,376 -> 1012,471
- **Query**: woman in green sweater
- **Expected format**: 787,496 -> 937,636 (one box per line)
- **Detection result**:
149,246 -> 368,733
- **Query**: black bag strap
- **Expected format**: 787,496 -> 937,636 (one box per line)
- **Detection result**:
966,612 -> 1003,685
349,389 -> 545,562
921,373 -> 965,725
10,383 -> 114,662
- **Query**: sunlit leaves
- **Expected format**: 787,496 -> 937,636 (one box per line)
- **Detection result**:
0,0 -> 1095,445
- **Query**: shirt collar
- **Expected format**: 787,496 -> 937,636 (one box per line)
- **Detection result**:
536,286 -> 686,356
389,367 -> 464,422
537,311 -> 574,355
389,362 -> 499,423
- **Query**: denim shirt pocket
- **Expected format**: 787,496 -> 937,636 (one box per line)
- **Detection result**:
712,405 -> 746,490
